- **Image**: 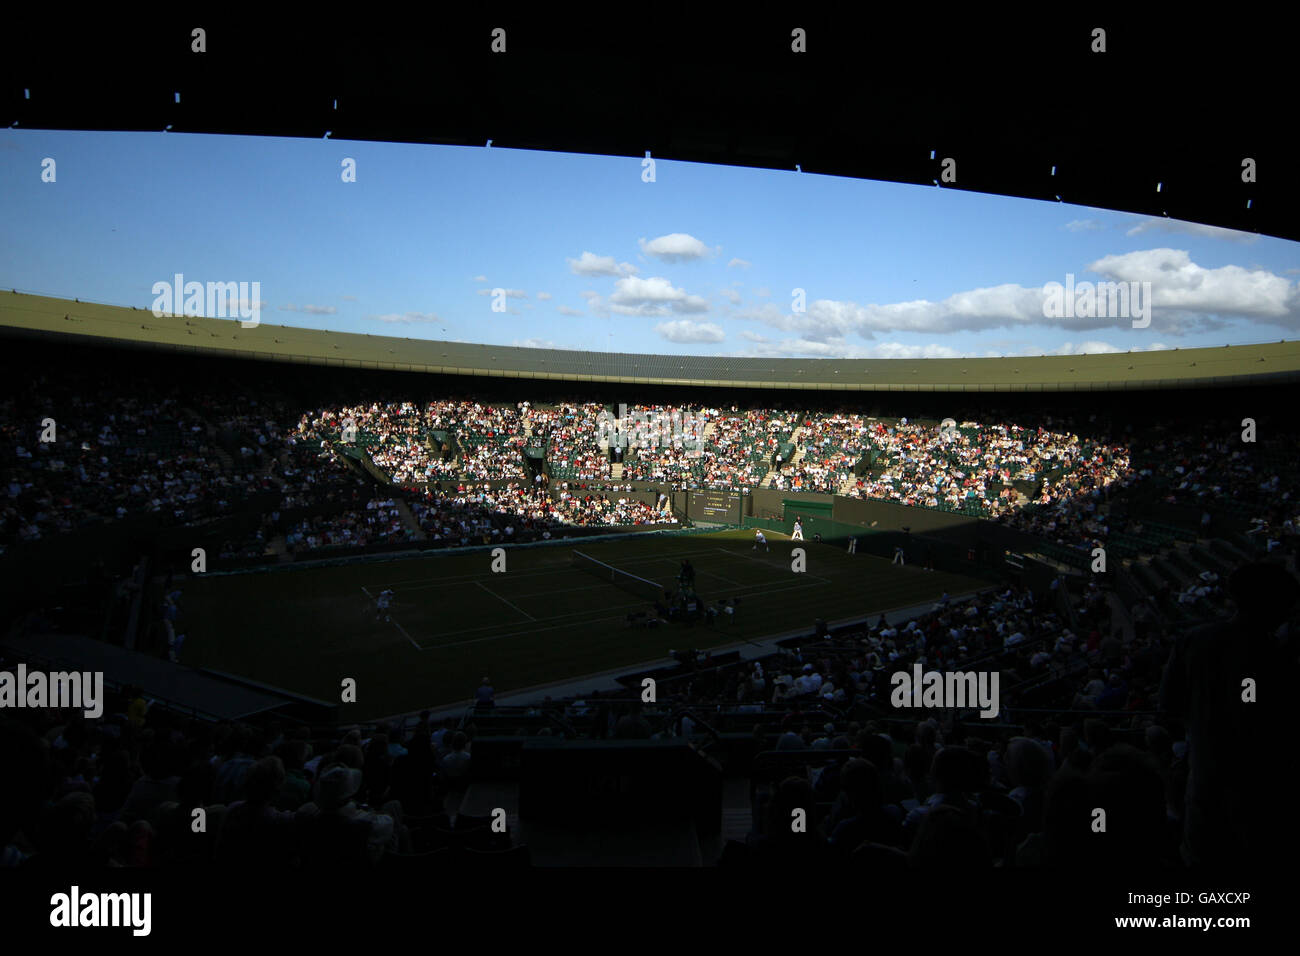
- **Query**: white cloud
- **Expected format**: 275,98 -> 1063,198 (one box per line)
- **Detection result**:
1004,341 -> 1172,357
1125,218 -> 1257,243
557,305 -> 584,316
722,288 -> 743,305
1088,248 -> 1299,330
1064,219 -> 1103,232
341,295 -> 359,302
567,251 -> 639,277
726,336 -> 1187,360
655,319 -> 725,343
536,291 -> 553,300
728,257 -> 752,269
473,275 -> 487,282
512,338 -> 577,349
590,276 -> 710,317
1050,340 -> 1123,355
279,304 -> 336,314
364,311 -> 440,324
726,250 -> 1300,340
476,288 -> 528,298
727,338 -> 962,359
639,233 -> 712,263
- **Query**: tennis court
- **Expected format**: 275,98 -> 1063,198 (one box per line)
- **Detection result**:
180,528 -> 985,719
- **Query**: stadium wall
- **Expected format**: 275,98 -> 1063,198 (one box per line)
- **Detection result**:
744,487 -> 984,538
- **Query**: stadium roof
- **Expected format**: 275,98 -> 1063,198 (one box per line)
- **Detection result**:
5,291 -> 1300,392
3,14 -> 1296,243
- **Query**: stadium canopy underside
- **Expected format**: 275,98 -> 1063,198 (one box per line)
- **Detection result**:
4,291 -> 1300,393
2,13 -> 1296,243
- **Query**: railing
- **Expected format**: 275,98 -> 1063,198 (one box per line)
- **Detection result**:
660,708 -> 723,751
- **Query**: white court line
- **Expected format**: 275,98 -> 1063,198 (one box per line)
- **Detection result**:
619,555 -> 743,588
697,569 -> 743,586
423,612 -> 633,650
390,616 -> 420,650
417,575 -> 826,650
420,594 -> 655,641
362,586 -> 421,650
366,546 -> 724,591
712,547 -> 831,583
475,580 -> 537,621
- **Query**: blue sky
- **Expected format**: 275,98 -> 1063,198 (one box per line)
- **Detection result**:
2,128 -> 1298,359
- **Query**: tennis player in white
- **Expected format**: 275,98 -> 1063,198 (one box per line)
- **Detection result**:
376,588 -> 395,622
791,519 -> 804,541
753,529 -> 770,551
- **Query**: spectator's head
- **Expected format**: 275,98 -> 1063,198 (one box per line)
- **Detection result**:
316,766 -> 362,811
244,756 -> 286,806
1143,725 -> 1172,761
1005,737 -> 1052,790
859,733 -> 894,773
931,746 -> 984,797
276,739 -> 310,772
334,744 -> 364,770
839,758 -> 882,811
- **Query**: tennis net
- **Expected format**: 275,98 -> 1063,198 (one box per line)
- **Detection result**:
570,550 -> 665,604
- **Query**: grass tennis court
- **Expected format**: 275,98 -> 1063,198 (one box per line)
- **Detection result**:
181,529 -> 985,719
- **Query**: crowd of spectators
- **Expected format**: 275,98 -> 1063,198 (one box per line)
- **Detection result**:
4,541 -> 1293,870
1,382 -> 264,549
406,482 -> 676,545
0,685 -> 491,868
9,373 -> 1297,579
770,411 -> 872,494
284,498 -> 422,554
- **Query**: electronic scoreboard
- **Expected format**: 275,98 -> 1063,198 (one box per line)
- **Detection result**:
687,490 -> 742,524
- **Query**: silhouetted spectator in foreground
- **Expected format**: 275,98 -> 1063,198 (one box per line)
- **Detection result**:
1160,561 -> 1300,868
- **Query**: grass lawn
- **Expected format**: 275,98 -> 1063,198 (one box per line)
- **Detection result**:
181,528 -> 986,719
